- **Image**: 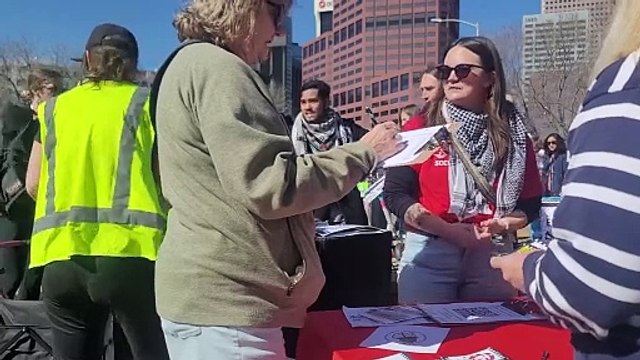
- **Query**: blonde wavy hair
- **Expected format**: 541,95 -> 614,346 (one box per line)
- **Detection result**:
174,0 -> 291,56
591,0 -> 640,80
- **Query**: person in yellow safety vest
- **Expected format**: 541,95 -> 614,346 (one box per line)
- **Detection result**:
24,23 -> 169,360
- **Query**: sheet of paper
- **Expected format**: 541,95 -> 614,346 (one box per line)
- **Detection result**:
360,325 -> 450,354
343,305 -> 435,328
419,302 -> 545,325
438,347 -> 509,360
381,125 -> 446,168
375,354 -> 413,360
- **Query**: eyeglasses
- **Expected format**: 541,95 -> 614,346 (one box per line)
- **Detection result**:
266,0 -> 285,28
546,141 -> 557,145
436,64 -> 485,80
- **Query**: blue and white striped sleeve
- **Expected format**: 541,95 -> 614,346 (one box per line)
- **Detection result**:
523,52 -> 640,340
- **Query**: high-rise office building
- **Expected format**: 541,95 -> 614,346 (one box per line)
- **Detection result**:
314,0 -> 335,36
302,0 -> 460,126
522,10 -> 589,81
522,0 -> 616,84
255,17 -> 301,117
542,0 -> 616,51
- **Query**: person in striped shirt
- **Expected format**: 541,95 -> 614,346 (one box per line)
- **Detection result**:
491,1 -> 640,358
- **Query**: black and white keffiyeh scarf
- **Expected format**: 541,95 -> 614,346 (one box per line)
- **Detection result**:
443,100 -> 528,219
291,109 -> 353,155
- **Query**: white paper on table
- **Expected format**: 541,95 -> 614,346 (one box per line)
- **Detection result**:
343,305 -> 435,328
381,125 -> 446,168
359,325 -> 450,354
374,354 -> 413,360
418,302 -> 545,325
438,347 -> 509,360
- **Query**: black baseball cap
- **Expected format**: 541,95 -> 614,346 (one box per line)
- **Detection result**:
71,23 -> 138,62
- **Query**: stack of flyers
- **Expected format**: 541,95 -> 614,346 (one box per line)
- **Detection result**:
438,347 -> 509,359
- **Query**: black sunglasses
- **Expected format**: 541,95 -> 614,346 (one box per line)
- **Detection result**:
436,64 -> 485,80
266,0 -> 285,28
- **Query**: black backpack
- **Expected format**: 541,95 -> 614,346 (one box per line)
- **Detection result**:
0,99 -> 37,215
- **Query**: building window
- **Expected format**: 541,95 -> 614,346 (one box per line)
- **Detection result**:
347,89 -> 354,104
413,72 -> 423,84
390,77 -> 399,93
365,85 -> 371,97
340,92 -> 347,106
355,20 -> 362,35
366,18 -> 374,30
333,94 -> 339,106
389,15 -> 400,28
381,79 -> 389,96
372,82 -> 380,97
401,14 -> 413,27
400,95 -> 409,102
340,28 -> 347,42
355,87 -> 362,102
400,73 -> 410,90
348,23 -> 355,38
334,31 -> 339,45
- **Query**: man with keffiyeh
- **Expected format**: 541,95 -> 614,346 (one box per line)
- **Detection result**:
292,80 -> 368,225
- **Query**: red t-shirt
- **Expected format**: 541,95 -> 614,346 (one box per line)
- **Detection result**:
402,116 -> 542,224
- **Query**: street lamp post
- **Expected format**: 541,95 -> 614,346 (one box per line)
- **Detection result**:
430,17 -> 480,36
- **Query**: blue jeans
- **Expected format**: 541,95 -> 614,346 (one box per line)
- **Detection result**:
161,318 -> 287,360
397,232 -> 516,304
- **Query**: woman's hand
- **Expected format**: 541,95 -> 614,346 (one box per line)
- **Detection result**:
445,223 -> 490,248
478,218 -> 509,237
490,251 -> 539,292
360,122 -> 404,162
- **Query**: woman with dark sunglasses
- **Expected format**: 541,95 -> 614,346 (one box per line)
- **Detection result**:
541,133 -> 568,197
384,37 -> 542,304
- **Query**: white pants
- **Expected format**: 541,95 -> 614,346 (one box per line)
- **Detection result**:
161,318 -> 287,360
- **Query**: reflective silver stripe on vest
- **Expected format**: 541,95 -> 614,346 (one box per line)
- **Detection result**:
34,87 -> 164,234
113,87 -> 149,209
43,98 -> 57,215
33,207 -> 165,233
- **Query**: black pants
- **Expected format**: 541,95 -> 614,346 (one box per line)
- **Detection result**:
41,256 -> 169,360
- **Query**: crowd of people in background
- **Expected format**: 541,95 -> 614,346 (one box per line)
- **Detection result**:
0,0 -> 638,359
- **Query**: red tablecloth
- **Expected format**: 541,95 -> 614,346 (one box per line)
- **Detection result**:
297,310 -> 573,360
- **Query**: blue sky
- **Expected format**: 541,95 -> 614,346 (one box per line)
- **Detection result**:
0,0 -> 540,70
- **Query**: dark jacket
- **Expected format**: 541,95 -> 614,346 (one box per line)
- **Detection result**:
314,118 -> 369,225
541,153 -> 568,196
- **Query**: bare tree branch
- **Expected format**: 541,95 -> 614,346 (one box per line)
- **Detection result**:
0,39 -> 83,102
492,24 -> 543,138
522,12 -> 591,137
